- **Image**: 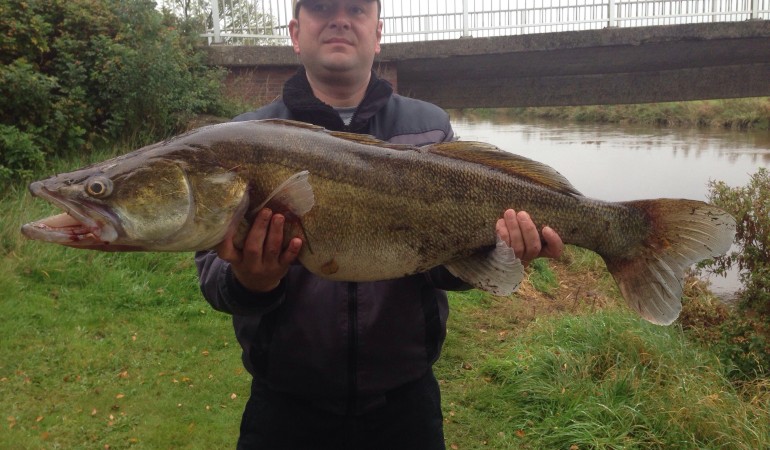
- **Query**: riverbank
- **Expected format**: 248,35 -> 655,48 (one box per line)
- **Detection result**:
452,97 -> 770,130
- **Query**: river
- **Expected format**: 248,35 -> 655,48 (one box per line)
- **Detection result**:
450,114 -> 770,300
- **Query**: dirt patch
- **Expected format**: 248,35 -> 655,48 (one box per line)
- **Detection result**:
460,257 -> 622,339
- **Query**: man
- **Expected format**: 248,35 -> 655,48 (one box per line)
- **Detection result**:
196,1 -> 563,448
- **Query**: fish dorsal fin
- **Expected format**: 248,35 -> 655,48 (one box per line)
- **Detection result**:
257,118 -> 326,132
426,141 -> 583,196
328,131 -> 416,151
329,130 -> 386,146
256,119 -> 416,151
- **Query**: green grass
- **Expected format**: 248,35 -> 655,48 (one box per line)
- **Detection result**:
438,297 -> 770,450
528,258 -> 559,295
1,246 -> 248,449
2,151 -> 769,449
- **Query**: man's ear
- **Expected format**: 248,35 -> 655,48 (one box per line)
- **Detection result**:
289,19 -> 301,55
374,19 -> 383,54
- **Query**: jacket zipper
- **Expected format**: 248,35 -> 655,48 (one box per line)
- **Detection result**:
346,282 -> 358,415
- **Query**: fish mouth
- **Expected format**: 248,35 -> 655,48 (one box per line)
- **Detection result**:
21,181 -> 121,248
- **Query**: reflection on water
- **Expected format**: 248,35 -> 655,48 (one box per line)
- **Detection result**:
450,114 -> 770,300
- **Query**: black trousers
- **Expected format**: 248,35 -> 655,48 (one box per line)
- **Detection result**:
236,371 -> 445,450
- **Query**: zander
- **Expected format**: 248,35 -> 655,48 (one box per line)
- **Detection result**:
21,119 -> 736,325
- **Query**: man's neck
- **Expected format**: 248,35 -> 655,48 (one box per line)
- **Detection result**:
305,70 -> 372,108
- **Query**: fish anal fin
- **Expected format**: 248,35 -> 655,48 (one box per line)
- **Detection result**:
605,199 -> 736,325
445,236 -> 525,296
426,141 -> 583,196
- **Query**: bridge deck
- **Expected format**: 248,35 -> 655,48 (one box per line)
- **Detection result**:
206,21 -> 770,108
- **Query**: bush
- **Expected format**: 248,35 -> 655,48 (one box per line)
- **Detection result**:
0,0 -> 228,185
0,124 -> 45,185
700,168 -> 770,379
706,168 -> 770,312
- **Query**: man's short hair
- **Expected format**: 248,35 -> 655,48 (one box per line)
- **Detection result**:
292,0 -> 382,19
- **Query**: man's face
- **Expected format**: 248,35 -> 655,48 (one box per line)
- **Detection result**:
290,0 -> 383,79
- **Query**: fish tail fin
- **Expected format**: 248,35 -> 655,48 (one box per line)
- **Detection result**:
604,199 -> 735,325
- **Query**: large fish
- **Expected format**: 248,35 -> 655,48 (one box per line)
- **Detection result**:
21,119 -> 735,325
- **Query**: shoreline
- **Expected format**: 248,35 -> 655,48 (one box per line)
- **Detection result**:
450,97 -> 770,131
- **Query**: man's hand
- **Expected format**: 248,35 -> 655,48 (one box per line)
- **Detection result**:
216,208 -> 303,293
495,209 -> 563,265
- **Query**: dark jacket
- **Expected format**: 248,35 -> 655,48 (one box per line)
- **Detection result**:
195,68 -> 466,415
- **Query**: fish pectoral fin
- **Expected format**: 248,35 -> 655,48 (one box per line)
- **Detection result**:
445,236 -> 525,296
253,170 -> 316,218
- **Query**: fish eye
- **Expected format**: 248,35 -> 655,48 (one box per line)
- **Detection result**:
86,177 -> 113,198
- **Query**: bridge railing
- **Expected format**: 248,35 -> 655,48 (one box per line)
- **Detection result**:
157,0 -> 770,45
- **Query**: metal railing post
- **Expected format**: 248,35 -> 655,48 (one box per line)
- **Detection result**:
608,0 -> 616,27
211,0 -> 222,44
462,0 -> 470,37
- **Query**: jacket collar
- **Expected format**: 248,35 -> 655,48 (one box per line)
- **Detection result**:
282,67 -> 393,132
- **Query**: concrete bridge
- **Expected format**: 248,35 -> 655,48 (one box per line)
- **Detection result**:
206,20 -> 770,108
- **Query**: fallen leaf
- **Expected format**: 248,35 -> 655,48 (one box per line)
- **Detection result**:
116,394 -> 125,399
118,371 -> 129,379
201,350 -> 210,356
230,393 -> 238,400
515,430 -> 526,438
451,444 -> 459,450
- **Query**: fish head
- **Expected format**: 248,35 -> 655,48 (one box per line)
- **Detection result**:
21,145 -> 250,251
